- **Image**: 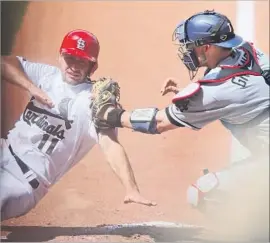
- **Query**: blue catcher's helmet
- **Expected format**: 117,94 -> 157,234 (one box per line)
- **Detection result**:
173,10 -> 243,79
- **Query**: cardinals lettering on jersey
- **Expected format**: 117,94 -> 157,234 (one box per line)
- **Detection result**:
22,97 -> 74,155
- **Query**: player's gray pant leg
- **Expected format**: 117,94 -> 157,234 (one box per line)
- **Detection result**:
0,160 -> 35,221
0,140 -> 48,221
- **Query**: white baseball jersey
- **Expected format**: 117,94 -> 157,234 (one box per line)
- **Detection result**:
7,57 -> 100,186
166,43 -> 269,157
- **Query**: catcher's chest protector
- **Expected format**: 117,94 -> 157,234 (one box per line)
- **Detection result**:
199,42 -> 268,139
200,42 -> 264,84
172,42 -> 268,140
173,42 -> 266,107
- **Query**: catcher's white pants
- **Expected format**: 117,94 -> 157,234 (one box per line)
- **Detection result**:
0,139 -> 48,221
188,114 -> 269,209
187,158 -> 269,240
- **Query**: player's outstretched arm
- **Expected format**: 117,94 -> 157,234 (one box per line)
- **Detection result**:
90,76 -> 181,134
120,109 -> 178,134
97,128 -> 157,206
1,56 -> 54,107
101,106 -> 179,135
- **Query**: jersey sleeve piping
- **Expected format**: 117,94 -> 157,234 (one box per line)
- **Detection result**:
165,106 -> 201,130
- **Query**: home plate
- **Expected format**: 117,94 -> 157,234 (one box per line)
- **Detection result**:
99,221 -> 203,230
81,221 -> 205,242
1,221 -> 205,242
51,221 -> 204,242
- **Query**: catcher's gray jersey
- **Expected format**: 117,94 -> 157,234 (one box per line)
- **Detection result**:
166,43 -> 269,158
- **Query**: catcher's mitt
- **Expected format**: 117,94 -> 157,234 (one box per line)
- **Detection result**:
90,77 -> 122,130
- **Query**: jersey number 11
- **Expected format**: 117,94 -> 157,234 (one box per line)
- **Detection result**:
38,134 -> 60,155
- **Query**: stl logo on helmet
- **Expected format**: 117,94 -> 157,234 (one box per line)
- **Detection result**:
76,38 -> 86,50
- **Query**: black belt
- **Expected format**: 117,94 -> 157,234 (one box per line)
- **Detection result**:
8,145 -> 39,189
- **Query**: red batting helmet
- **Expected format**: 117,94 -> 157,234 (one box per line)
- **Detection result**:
60,29 -> 100,75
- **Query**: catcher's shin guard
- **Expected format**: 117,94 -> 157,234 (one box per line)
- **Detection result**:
187,170 -> 230,214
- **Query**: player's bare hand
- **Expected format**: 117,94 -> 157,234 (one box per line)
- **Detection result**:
160,77 -> 180,96
124,191 -> 157,206
28,84 -> 54,108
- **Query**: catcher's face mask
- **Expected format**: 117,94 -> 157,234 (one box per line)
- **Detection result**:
173,21 -> 200,80
173,11 -> 239,80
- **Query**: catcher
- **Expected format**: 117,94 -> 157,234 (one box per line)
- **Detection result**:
90,10 -> 269,215
1,29 -> 156,221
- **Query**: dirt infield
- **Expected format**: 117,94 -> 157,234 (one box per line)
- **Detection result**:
1,1 -> 269,242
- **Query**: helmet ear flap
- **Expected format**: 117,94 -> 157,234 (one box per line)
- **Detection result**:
88,62 -> 98,78
91,62 -> 98,75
